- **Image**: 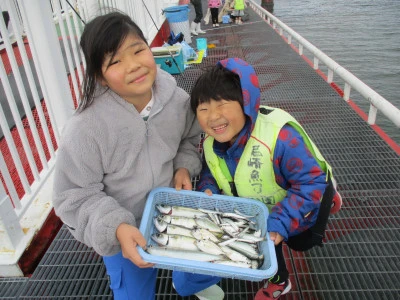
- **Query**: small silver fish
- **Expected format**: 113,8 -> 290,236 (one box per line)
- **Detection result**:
195,217 -> 223,234
191,228 -> 219,243
221,212 -> 256,224
220,223 -> 239,237
165,224 -> 193,237
195,240 -> 225,256
159,215 -> 197,229
220,217 -> 240,232
214,260 -> 252,269
151,233 -> 198,251
233,208 -> 257,219
226,241 -> 262,260
156,204 -> 207,218
251,260 -> 260,269
154,216 -> 193,237
236,233 -> 265,243
146,245 -> 225,262
220,245 -> 251,263
153,216 -> 168,232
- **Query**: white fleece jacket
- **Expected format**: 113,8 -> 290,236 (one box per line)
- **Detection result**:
52,69 -> 202,256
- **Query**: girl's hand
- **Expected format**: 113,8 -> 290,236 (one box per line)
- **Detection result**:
174,168 -> 193,191
269,231 -> 284,246
116,223 -> 154,268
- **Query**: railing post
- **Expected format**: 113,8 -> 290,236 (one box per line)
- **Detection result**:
19,0 -> 75,137
0,151 -> 20,208
343,83 -> 351,101
313,57 -> 319,70
327,69 -> 334,84
368,103 -> 378,125
0,185 -> 24,251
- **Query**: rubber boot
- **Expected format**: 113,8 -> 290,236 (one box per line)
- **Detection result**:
190,22 -> 198,36
196,22 -> 206,34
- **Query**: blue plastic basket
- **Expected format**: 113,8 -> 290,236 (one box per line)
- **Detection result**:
138,187 -> 278,281
222,14 -> 231,24
163,5 -> 189,23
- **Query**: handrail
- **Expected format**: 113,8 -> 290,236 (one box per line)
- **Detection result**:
0,0 -> 168,276
248,0 -> 400,128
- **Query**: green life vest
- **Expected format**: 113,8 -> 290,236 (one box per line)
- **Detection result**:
203,106 -> 332,210
234,0 -> 245,11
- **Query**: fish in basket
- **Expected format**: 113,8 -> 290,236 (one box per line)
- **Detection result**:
138,187 -> 278,281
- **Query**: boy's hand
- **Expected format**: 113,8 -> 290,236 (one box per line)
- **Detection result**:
204,189 -> 213,196
116,223 -> 154,268
174,168 -> 193,191
269,231 -> 284,245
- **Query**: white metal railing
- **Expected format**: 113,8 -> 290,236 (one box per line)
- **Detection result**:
0,0 -> 168,276
248,0 -> 400,128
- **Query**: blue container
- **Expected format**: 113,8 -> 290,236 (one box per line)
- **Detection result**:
222,14 -> 231,24
152,46 -> 184,75
138,187 -> 278,281
163,5 -> 189,23
196,38 -> 207,57
163,5 -> 191,44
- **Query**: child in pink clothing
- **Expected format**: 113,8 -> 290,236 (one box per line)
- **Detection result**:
208,0 -> 222,27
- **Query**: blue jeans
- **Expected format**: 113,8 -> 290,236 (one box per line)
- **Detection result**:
103,251 -> 221,299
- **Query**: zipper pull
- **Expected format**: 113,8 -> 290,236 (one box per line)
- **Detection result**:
145,121 -> 151,136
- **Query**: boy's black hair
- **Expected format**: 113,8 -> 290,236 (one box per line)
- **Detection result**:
190,64 -> 243,114
78,11 -> 147,112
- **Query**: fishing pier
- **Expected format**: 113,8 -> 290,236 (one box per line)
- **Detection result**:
0,0 -> 399,299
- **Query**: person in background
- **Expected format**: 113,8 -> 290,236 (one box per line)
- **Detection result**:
52,11 -> 224,300
218,0 -> 234,23
190,0 -> 206,36
190,58 -> 342,300
208,0 -> 222,27
231,0 -> 245,24
204,7 -> 211,25
0,11 -> 11,41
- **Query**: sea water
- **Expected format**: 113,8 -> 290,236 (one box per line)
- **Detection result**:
255,0 -> 400,143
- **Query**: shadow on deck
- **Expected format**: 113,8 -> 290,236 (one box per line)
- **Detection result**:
1,4 -> 399,300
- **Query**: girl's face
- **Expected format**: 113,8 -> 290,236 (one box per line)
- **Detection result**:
196,99 -> 246,144
101,34 -> 157,110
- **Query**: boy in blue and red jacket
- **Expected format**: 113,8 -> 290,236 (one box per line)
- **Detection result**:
190,58 -> 342,299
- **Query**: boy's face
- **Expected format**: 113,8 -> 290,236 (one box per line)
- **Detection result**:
196,99 -> 246,144
100,33 -> 156,111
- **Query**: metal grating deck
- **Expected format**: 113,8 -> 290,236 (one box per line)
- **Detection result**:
1,3 -> 399,300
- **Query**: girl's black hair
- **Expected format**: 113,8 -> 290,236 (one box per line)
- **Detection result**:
78,11 -> 147,112
190,64 -> 243,114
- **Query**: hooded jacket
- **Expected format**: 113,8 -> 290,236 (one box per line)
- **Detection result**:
208,0 -> 221,8
53,69 -> 202,256
197,58 -> 332,240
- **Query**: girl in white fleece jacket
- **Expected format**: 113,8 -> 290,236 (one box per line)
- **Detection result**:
53,12 -> 223,300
